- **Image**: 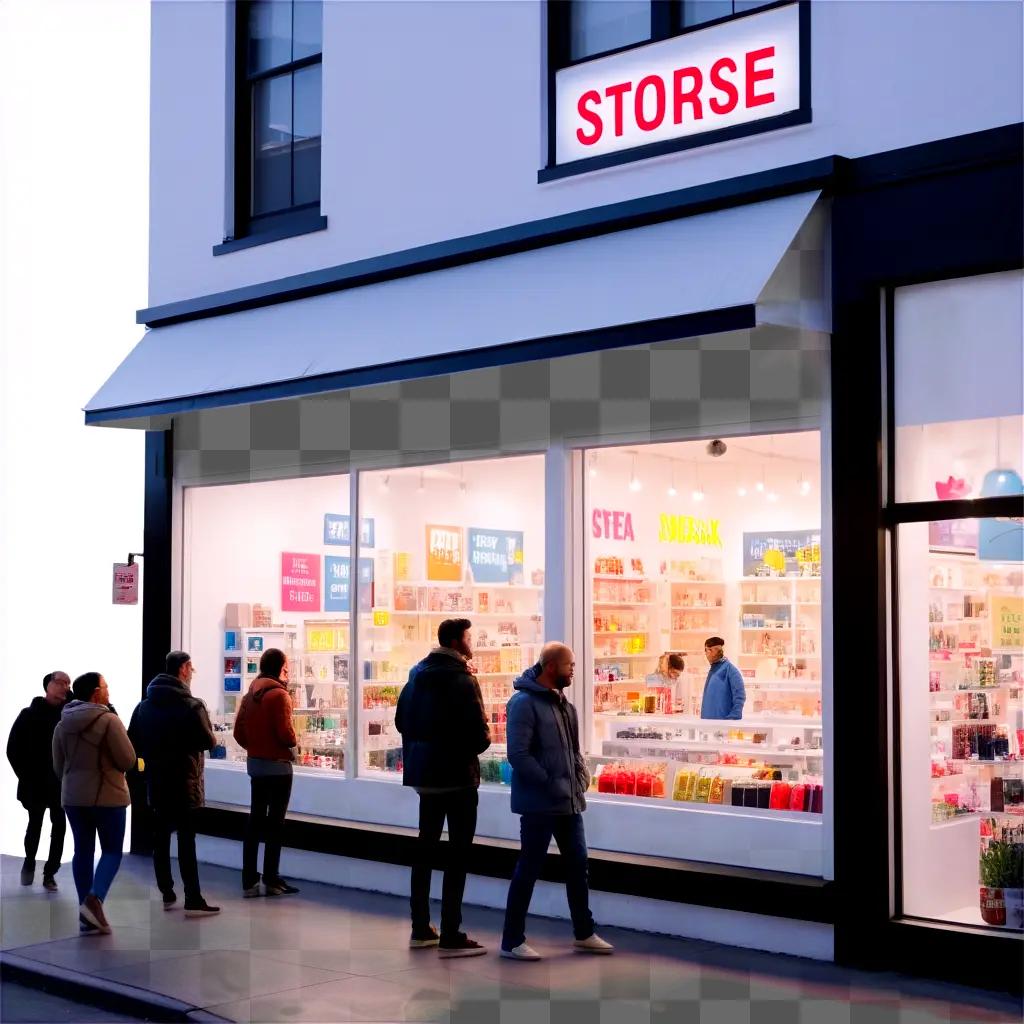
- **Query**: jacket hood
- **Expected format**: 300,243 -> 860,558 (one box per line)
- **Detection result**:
146,675 -> 191,703
251,675 -> 287,700
423,648 -> 467,669
29,695 -> 63,715
60,700 -> 110,734
513,664 -> 553,696
706,657 -> 732,674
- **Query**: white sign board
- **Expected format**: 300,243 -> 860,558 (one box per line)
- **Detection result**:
112,563 -> 139,605
555,3 -> 802,166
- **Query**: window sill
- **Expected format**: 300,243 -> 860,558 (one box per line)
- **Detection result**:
213,212 -> 328,256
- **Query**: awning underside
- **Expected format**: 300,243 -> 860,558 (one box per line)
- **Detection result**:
86,191 -> 826,425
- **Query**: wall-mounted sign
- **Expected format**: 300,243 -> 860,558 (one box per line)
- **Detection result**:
742,530 -> 819,576
554,3 -> 805,168
592,509 -> 636,542
468,528 -> 525,584
426,525 -> 464,582
373,609 -> 391,627
659,514 -> 722,547
323,514 -> 375,548
281,552 -> 321,612
992,596 -> 1023,651
112,563 -> 139,605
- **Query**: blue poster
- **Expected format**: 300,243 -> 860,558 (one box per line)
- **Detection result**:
323,514 -> 375,548
224,677 -> 241,693
325,556 -> 351,612
742,530 -> 820,577
468,528 -> 525,584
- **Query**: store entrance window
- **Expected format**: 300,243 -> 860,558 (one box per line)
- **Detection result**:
892,270 -> 1024,932
584,432 -> 824,813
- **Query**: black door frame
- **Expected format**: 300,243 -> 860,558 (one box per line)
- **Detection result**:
830,144 -> 1023,993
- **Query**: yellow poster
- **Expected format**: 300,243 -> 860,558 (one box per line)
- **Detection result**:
992,596 -> 1023,650
426,524 -> 463,582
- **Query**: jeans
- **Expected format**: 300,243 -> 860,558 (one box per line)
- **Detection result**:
410,788 -> 478,939
23,802 -> 66,879
64,806 -> 126,905
152,806 -> 202,904
242,774 -> 292,889
501,812 -> 595,951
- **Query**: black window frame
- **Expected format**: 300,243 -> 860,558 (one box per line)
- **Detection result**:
543,0 -> 812,183
215,0 -> 327,256
882,278 -> 1024,935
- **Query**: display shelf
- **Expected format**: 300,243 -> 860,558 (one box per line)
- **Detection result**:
594,601 -> 656,608
596,712 -> 822,729
594,652 -> 657,659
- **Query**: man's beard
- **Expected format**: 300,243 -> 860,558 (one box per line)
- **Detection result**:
554,676 -> 572,690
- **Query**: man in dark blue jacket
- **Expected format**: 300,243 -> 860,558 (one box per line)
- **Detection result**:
700,636 -> 746,720
500,643 -> 613,960
395,618 -> 490,958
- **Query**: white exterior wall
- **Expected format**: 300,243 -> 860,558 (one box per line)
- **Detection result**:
148,0 -> 1023,308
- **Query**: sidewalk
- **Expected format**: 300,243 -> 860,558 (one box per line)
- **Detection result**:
1,854 -> 1020,1023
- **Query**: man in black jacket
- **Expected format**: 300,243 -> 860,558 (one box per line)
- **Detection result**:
6,672 -> 70,890
395,618 -> 490,958
128,651 -> 219,917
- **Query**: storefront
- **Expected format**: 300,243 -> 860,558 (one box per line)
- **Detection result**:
85,0 -> 1022,993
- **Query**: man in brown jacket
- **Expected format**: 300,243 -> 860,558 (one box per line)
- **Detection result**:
52,673 -> 135,934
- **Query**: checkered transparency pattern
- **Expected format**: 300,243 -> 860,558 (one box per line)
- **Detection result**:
172,327 -> 828,483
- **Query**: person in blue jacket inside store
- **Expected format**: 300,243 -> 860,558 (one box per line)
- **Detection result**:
700,637 -> 746,720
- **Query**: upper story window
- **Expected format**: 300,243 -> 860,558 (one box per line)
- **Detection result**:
221,1 -> 324,252
560,0 -> 779,66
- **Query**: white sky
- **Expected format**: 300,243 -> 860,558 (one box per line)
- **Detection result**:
0,0 -> 150,854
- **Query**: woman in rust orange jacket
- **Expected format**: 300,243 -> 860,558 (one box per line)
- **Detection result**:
233,648 -> 299,897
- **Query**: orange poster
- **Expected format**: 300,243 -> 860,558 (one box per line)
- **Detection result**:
426,524 -> 464,582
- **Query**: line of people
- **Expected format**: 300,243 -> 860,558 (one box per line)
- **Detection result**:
6,649 -> 297,934
396,618 -> 613,960
8,623 -> 622,957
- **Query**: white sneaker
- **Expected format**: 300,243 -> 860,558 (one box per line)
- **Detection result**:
573,933 -> 614,954
500,942 -> 542,960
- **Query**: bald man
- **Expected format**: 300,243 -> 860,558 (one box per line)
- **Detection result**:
500,643 -> 613,960
7,672 -> 71,890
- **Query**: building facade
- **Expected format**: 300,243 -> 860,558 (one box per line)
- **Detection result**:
89,0 -> 1023,991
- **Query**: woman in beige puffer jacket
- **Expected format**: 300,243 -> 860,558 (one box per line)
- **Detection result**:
52,672 -> 135,935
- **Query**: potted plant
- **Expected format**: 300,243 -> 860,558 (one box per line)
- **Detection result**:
979,841 -> 1024,928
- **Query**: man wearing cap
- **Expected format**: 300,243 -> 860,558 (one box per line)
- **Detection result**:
700,637 -> 746,720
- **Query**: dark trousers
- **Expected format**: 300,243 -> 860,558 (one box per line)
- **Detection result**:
152,806 -> 202,903
410,788 -> 478,938
501,812 -> 595,951
23,802 -> 66,879
242,774 -> 292,889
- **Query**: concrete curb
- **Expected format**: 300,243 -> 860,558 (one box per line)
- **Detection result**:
0,951 -> 232,1023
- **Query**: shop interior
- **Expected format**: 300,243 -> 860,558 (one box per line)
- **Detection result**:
584,432 -> 825,813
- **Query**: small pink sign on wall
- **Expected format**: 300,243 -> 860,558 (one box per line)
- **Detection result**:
281,552 -> 321,612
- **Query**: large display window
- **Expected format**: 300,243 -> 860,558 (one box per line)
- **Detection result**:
584,433 -> 824,815
355,455 -> 546,780
183,474 -> 351,774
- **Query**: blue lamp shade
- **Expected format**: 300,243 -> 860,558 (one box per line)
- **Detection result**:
978,469 -> 1024,563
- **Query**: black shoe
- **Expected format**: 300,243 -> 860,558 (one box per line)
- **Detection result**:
183,899 -> 220,918
42,877 -> 58,893
20,862 -> 34,886
410,925 -> 440,948
438,933 -> 487,959
264,878 -> 300,896
162,891 -> 177,911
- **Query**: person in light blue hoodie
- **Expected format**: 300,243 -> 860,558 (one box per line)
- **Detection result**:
700,637 -> 746,720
